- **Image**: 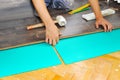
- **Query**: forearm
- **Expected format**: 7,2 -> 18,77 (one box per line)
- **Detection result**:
88,0 -> 103,20
32,0 -> 55,28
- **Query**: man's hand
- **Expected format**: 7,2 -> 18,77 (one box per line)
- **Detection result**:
88,0 -> 113,32
32,0 -> 60,46
45,24 -> 60,46
95,18 -> 113,32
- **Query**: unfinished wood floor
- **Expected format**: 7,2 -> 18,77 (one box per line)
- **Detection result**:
1,51 -> 120,80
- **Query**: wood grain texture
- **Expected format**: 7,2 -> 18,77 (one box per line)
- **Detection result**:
0,0 -> 120,50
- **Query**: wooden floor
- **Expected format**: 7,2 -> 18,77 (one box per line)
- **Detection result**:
0,0 -> 120,80
1,51 -> 120,80
0,0 -> 120,50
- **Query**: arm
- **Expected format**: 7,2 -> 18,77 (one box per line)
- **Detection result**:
88,0 -> 113,32
32,0 -> 60,45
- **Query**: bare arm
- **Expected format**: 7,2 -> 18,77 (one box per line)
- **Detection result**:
32,0 -> 60,45
89,0 -> 113,32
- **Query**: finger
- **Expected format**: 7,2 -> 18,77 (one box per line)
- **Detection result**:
109,25 -> 113,32
53,39 -> 57,46
105,24 -> 109,32
45,37 -> 49,43
108,26 -> 112,32
49,38 -> 52,45
56,36 -> 59,44
95,23 -> 99,29
106,24 -> 112,32
102,24 -> 107,32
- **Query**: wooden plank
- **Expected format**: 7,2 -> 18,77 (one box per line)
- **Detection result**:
0,0 -> 120,50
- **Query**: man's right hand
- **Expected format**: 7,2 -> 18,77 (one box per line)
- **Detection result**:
45,24 -> 60,46
32,0 -> 60,46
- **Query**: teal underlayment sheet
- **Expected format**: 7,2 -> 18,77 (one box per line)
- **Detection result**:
0,43 -> 61,78
55,29 -> 120,64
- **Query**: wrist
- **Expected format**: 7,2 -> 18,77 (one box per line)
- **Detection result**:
45,21 -> 56,27
45,23 -> 57,29
96,15 -> 104,20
